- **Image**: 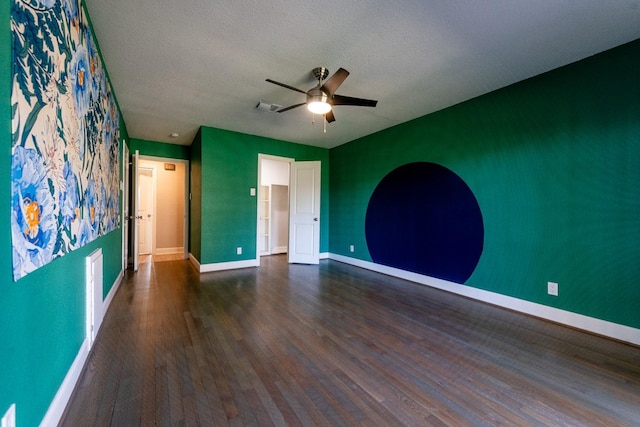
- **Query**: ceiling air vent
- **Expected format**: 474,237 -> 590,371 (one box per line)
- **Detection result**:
255,101 -> 281,112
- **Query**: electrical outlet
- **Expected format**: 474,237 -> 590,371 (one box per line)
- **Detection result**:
236,247 -> 242,255
547,281 -> 558,296
349,245 -> 354,253
2,404 -> 16,427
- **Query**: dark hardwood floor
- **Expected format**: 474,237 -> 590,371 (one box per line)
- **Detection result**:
60,255 -> 640,426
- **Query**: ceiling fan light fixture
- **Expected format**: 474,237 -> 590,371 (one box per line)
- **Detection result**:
306,88 -> 331,114
266,67 -> 377,123
307,100 -> 331,115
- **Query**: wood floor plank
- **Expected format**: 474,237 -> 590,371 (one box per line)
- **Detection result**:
60,255 -> 640,426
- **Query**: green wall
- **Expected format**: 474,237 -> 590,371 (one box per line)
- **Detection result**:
129,137 -> 190,160
0,1 -> 128,425
1,0 -> 637,422
330,39 -> 640,329
193,126 -> 329,265
189,129 -> 202,260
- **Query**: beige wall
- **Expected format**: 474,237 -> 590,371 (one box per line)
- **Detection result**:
139,159 -> 186,253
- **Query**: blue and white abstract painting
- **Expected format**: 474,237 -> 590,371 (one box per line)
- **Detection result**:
11,0 -> 120,281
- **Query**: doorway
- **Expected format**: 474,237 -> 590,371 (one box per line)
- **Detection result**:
129,155 -> 189,269
258,156 -> 291,258
257,155 -> 321,265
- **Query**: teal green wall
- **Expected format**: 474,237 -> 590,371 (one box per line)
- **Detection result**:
194,126 -> 329,264
129,138 -> 190,160
1,0 -> 637,423
1,1 -> 127,425
189,129 -> 202,260
330,39 -> 640,329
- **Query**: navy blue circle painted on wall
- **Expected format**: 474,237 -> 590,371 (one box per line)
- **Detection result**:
365,162 -> 484,284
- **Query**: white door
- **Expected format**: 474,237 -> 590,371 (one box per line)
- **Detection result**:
137,168 -> 154,255
288,161 -> 321,264
132,150 -> 140,272
122,144 -> 129,271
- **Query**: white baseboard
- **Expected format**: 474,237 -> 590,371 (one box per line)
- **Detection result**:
329,253 -> 640,347
188,253 -> 201,272
270,246 -> 287,254
41,270 -> 124,427
40,336 -> 89,427
189,253 -> 259,272
154,247 -> 184,255
320,252 -> 329,260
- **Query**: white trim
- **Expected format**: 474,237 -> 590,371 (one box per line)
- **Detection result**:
40,337 -> 89,427
257,154 -> 294,267
189,253 -> 259,273
329,253 -> 640,347
319,252 -> 329,260
139,155 -> 190,261
199,259 -> 259,273
154,247 -> 184,255
41,270 -> 124,427
122,142 -> 129,271
85,249 -> 104,347
270,246 -> 287,254
189,253 -> 201,272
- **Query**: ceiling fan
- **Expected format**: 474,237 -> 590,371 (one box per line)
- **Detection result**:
266,67 -> 378,123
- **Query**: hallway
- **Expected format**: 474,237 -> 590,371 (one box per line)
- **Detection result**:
60,256 -> 640,426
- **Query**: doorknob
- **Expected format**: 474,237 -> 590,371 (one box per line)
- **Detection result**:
314,217 -> 319,222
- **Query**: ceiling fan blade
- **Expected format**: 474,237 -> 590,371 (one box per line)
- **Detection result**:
321,68 -> 349,97
331,94 -> 378,108
265,79 -> 306,94
277,102 -> 306,113
325,110 -> 336,123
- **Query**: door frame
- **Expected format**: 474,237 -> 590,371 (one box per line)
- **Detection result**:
256,154 -> 293,266
139,155 -> 190,261
132,150 -> 139,271
122,143 -> 129,271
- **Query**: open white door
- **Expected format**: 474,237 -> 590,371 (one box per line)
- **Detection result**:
132,150 -> 140,272
137,167 -> 154,255
288,161 -> 321,264
122,143 -> 129,271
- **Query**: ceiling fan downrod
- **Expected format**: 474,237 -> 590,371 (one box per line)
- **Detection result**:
312,67 -> 329,85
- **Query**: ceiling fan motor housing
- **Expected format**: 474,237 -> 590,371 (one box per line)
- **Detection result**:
307,87 -> 329,104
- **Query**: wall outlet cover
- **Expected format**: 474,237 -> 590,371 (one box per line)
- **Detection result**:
547,281 -> 559,296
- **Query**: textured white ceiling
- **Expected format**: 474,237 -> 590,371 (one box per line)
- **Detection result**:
84,0 -> 640,149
